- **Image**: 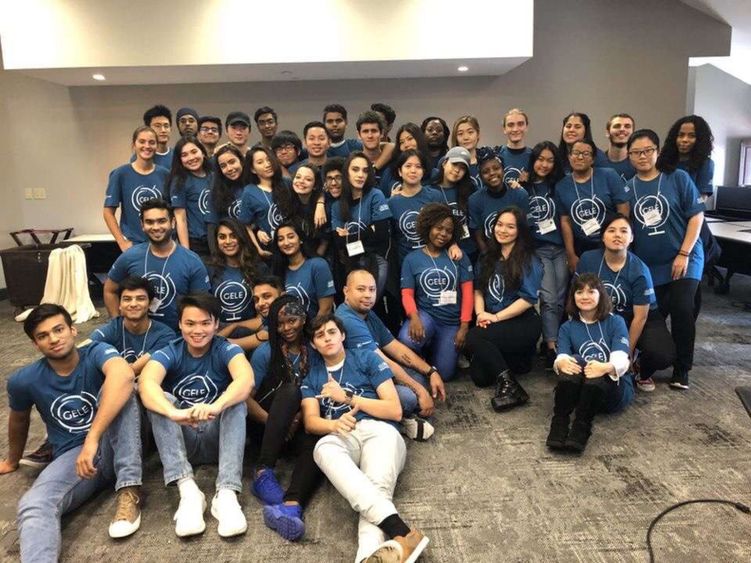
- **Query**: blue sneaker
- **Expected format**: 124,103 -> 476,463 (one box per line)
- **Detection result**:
251,469 -> 284,505
263,503 -> 305,541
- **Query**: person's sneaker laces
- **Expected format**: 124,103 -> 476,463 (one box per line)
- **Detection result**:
636,377 -> 656,392
19,439 -> 53,469
251,468 -> 285,505
400,416 -> 434,442
108,486 -> 141,539
262,503 -> 305,541
669,370 -> 689,390
174,490 -> 206,537
211,490 -> 247,538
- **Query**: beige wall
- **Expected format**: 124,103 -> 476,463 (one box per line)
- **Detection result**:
0,0 -> 731,290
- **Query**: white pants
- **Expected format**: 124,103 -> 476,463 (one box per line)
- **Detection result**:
313,418 -> 407,563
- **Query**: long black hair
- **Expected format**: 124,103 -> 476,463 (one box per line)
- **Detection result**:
478,206 -> 535,293
246,145 -> 296,222
433,154 -> 474,214
526,141 -> 565,196
339,151 -> 377,222
658,115 -> 713,174
212,144 -> 247,218
291,163 -> 325,244
209,218 -> 262,287
270,220 -> 312,284
166,136 -> 212,200
265,295 -> 311,390
558,112 -> 596,158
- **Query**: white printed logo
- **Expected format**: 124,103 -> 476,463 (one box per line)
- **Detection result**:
198,189 -> 211,215
579,339 -> 610,363
418,267 -> 456,299
215,280 -> 250,321
267,203 -> 283,230
571,197 -> 605,229
484,212 -> 499,239
488,272 -> 505,304
398,211 -> 421,245
604,282 -> 627,312
528,195 -> 555,223
121,347 -> 140,363
286,282 -> 311,310
344,220 -> 368,236
322,381 -> 360,418
131,185 -> 162,211
174,373 -> 219,406
228,199 -> 242,219
145,272 -> 176,312
503,167 -> 523,189
50,392 -> 98,433
634,193 -> 669,235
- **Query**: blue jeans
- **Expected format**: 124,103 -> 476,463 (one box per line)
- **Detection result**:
535,244 -> 568,343
398,310 -> 461,381
18,394 -> 142,563
148,393 -> 247,492
395,370 -> 428,417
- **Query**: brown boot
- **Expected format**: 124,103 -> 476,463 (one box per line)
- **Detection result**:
109,485 -> 141,539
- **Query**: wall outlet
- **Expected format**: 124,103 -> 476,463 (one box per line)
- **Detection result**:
24,188 -> 33,199
32,188 -> 46,199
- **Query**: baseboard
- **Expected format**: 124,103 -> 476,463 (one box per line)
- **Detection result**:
0,288 -> 7,301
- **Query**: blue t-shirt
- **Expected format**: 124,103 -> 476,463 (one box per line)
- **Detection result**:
576,250 -> 656,314
626,170 -> 705,285
151,336 -> 244,408
335,302 -> 394,351
477,256 -> 542,313
107,243 -> 211,330
251,341 -> 314,393
331,189 -> 392,252
525,181 -> 564,247
104,164 -> 169,244
603,154 -> 636,183
205,184 -> 244,224
301,349 -> 393,424
7,342 -> 121,458
557,314 -> 633,411
427,184 -> 477,256
90,317 -> 176,363
496,145 -> 533,189
238,184 -> 285,235
677,159 -> 714,196
377,166 -> 402,198
468,187 -> 530,240
554,167 -> 629,244
401,249 -> 473,325
209,265 -> 256,323
285,257 -> 336,317
327,139 -> 363,158
388,188 -> 443,262
130,148 -> 173,171
170,173 -> 213,240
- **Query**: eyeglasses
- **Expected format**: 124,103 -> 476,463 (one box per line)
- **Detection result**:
326,176 -> 342,184
275,144 -> 297,153
627,147 -> 657,158
570,150 -> 593,159
199,126 -> 219,134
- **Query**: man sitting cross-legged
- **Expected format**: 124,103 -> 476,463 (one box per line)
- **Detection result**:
139,293 -> 254,538
1,304 -> 142,562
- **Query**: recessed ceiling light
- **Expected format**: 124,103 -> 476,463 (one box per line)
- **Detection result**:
92,73 -> 106,81
457,65 -> 469,72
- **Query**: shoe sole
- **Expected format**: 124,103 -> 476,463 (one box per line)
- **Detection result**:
491,395 -> 529,412
636,385 -> 656,392
211,503 -> 248,538
546,439 -> 567,450
669,383 -> 689,390
405,536 -> 430,563
109,514 -> 141,539
18,458 -> 51,469
175,497 -> 207,537
263,507 -> 304,541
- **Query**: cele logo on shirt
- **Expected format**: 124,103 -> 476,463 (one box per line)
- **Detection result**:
131,185 -> 162,211
198,189 -> 211,215
215,279 -> 250,321
398,211 -> 421,243
528,195 -> 555,223
418,267 -> 456,299
489,272 -> 505,304
604,282 -> 627,312
572,197 -> 605,227
228,199 -> 242,219
145,272 -> 177,311
344,220 -> 368,235
174,373 -> 219,406
579,339 -> 610,363
268,203 -> 283,230
503,167 -> 523,189
50,392 -> 98,433
286,283 -> 311,310
484,212 -> 500,238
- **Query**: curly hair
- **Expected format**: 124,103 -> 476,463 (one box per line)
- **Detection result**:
658,115 -> 713,174
415,203 -> 458,248
478,207 -> 535,293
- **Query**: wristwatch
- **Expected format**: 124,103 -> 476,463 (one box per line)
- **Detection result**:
344,389 -> 355,404
426,366 -> 438,377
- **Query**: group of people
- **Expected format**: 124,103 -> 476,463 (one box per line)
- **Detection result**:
0,101 -> 717,563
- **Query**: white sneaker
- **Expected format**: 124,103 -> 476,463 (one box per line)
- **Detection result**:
174,490 -> 207,537
211,490 -> 248,538
400,416 -> 435,442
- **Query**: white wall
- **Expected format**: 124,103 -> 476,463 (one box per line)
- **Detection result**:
690,64 -> 751,186
0,0 -> 732,291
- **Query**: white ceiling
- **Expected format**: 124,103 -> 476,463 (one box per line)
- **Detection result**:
684,0 -> 751,85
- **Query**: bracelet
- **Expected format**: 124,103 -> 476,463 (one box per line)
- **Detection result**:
316,201 -> 325,205
678,250 -> 690,257
425,365 -> 438,377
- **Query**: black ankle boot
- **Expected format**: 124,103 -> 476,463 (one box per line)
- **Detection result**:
564,419 -> 591,453
546,415 -> 570,450
491,370 -> 529,412
564,382 -> 605,453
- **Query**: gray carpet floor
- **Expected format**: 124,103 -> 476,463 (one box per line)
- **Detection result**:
0,278 -> 750,562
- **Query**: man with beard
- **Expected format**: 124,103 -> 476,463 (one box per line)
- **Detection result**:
1,304 -> 142,560
176,108 -> 199,138
496,108 -> 533,189
104,199 -> 210,331
421,116 -> 450,171
91,275 -> 177,375
604,113 -> 636,181
254,107 -> 279,149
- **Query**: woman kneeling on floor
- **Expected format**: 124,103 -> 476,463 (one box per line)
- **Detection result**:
547,273 -> 634,453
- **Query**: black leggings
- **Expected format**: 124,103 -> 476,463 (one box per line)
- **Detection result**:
252,381 -> 322,507
622,309 -> 676,378
466,308 -> 541,387
654,278 -> 700,372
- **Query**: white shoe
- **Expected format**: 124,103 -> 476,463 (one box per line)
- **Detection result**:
211,491 -> 248,538
400,416 -> 434,442
457,354 -> 470,369
174,491 -> 207,537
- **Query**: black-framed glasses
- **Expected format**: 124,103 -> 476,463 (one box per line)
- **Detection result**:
571,150 -> 593,159
628,147 -> 657,158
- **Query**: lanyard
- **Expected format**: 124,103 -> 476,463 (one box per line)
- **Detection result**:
347,193 -> 364,242
572,172 -> 595,204
424,248 -> 459,287
143,242 -> 175,278
583,319 -> 608,354
598,253 -> 628,293
324,361 -> 345,419
123,320 -> 152,359
632,172 -> 662,200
